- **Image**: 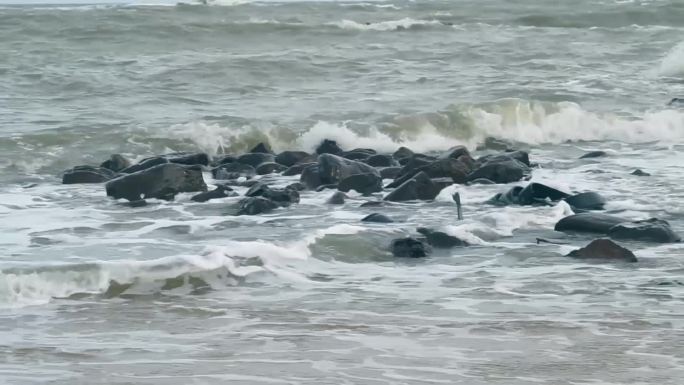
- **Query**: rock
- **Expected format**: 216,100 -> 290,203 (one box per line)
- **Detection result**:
391,237 -> 431,258
395,154 -> 437,178
327,191 -> 347,205
438,145 -> 470,160
285,182 -> 306,191
191,185 -> 236,202
516,183 -> 570,206
100,154 -> 130,172
318,154 -> 380,185
212,163 -> 256,179
416,227 -> 468,248
316,139 -> 344,155
365,154 -> 398,168
479,151 -> 530,167
361,213 -> 393,223
299,164 -> 322,189
62,165 -> 116,184
580,151 -> 607,159
566,239 -> 637,263
632,169 -> 650,176
245,182 -> 270,197
608,219 -> 681,243
275,151 -> 311,167
360,201 -> 384,207
564,192 -> 606,211
467,158 -> 528,184
384,171 -> 442,202
668,97 -> 684,106
477,137 -> 511,151
486,186 -> 525,206
388,157 -> 471,188
106,163 -> 207,201
468,178 -> 496,185
121,157 -> 168,174
126,199 -> 147,208
256,162 -> 287,175
236,197 -> 278,216
554,213 -> 625,234
338,173 -> 383,195
283,162 -> 316,176
236,153 -> 276,168
380,167 -> 401,180
246,183 -> 300,207
316,184 -> 337,192
249,142 -> 273,154
212,155 -> 237,166
392,146 -> 414,161
165,153 -> 210,167
342,149 -> 375,161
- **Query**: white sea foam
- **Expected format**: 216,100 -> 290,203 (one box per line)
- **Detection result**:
330,18 -> 442,31
659,41 -> 684,77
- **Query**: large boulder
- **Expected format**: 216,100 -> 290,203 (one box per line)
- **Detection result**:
164,153 -> 210,167
236,153 -> 275,168
392,146 -> 414,162
275,151 -> 311,167
283,162 -> 316,176
100,154 -> 130,172
388,157 -> 472,188
391,237 -> 431,258
467,157 -> 529,184
566,239 -> 637,263
364,154 -> 398,168
438,145 -> 470,160
236,197 -> 278,216
554,213 -> 625,234
318,154 -> 380,185
380,167 -> 402,180
212,163 -> 256,179
338,173 -> 383,195
316,139 -> 344,155
62,165 -> 116,184
384,171 -> 442,202
608,219 -> 681,243
479,151 -> 530,167
564,192 -> 606,211
300,164 -> 323,189
417,227 -> 468,248
342,149 -> 376,161
106,163 -> 207,201
245,183 -> 300,207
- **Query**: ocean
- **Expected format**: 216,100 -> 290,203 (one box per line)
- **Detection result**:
1,0 -> 684,384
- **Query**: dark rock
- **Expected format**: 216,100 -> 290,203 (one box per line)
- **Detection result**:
246,183 -> 299,207
469,178 -> 496,185
608,218 -> 681,243
100,154 -> 130,172
365,154 -> 398,168
212,155 -> 237,166
477,137 -> 511,151
256,162 -> 287,175
395,154 -> 437,178
285,182 -> 306,191
316,184 -> 338,192
417,227 -> 468,248
564,192 -> 606,211
165,153 -> 210,167
126,199 -> 148,208
517,183 -> 570,206
478,151 -> 530,167
316,139 -> 344,155
318,154 -> 380,185
245,182 -> 270,197
342,149 -> 376,161
191,185 -> 237,202
360,201 -> 384,207
327,191 -> 347,205
338,173 -> 383,195
392,146 -> 414,161
62,165 -> 116,184
467,158 -> 528,184
384,171 -> 442,202
236,153 -> 276,168
236,197 -> 278,216
580,151 -> 607,159
106,163 -> 207,201
668,97 -> 684,106
380,167 -> 402,180
438,145 -> 470,160
486,186 -> 524,206
631,169 -> 650,177
300,165 -> 323,189
283,162 -> 316,176
249,142 -> 273,154
391,237 -> 431,258
554,213 -> 625,234
121,157 -> 169,174
388,157 -> 471,189
275,151 -> 311,167
212,163 -> 256,179
361,213 -> 393,223
566,239 -> 637,263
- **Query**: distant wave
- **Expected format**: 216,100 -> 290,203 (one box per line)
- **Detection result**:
330,18 -> 446,31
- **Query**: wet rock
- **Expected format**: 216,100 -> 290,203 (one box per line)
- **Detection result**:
338,173 -> 383,195
580,150 -> 607,159
285,182 -> 306,191
256,162 -> 287,175
516,183 -> 570,206
212,155 -> 237,166
275,151 -> 311,167
468,178 -> 496,185
360,201 -> 384,207
554,213 -> 625,234
165,153 -> 210,167
486,186 -> 524,206
343,149 -> 375,161
212,163 -> 256,179
564,192 -> 606,211
315,184 -> 338,192
121,157 -> 168,174
316,139 -> 344,155
100,154 -> 130,172
380,167 -> 402,180
318,154 -> 380,185
126,199 -> 148,208
384,171 -> 442,202
388,157 -> 471,188
476,137 -> 511,151
106,163 -> 207,201
392,146 -> 414,162
566,239 -> 637,263
191,185 -> 237,202
62,165 -> 116,184
668,97 -> 684,106
327,191 -> 347,205
365,154 -> 398,168
283,162 -> 316,176
608,218 -> 681,243
632,169 -> 650,177
391,237 -> 431,258
361,213 -> 393,223
467,158 -> 529,184
438,145 -> 470,160
395,154 -> 437,179
236,197 -> 278,216
246,183 -> 299,207
417,227 -> 468,248
249,142 -> 273,154
236,153 -> 276,168
479,151 -> 530,167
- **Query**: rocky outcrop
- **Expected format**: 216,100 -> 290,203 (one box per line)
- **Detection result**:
106,163 -> 207,201
384,171 -> 442,202
391,237 -> 431,258
416,227 -> 468,248
338,173 -> 383,195
62,165 -> 116,184
100,154 -> 130,172
566,239 -> 637,263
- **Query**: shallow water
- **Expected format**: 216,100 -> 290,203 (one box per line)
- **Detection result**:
1,0 -> 684,384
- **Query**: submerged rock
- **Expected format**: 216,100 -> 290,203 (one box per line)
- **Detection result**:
391,237 -> 431,258
417,227 -> 468,248
236,197 -> 278,216
566,239 -> 637,263
631,169 -> 651,177
327,191 -> 347,205
554,213 -> 625,234
106,163 -> 207,201
191,185 -> 236,202
100,154 -> 130,173
361,213 -> 393,223
580,151 -> 607,159
62,165 -> 116,184
338,173 -> 383,195
564,192 -> 606,211
608,218 -> 681,243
